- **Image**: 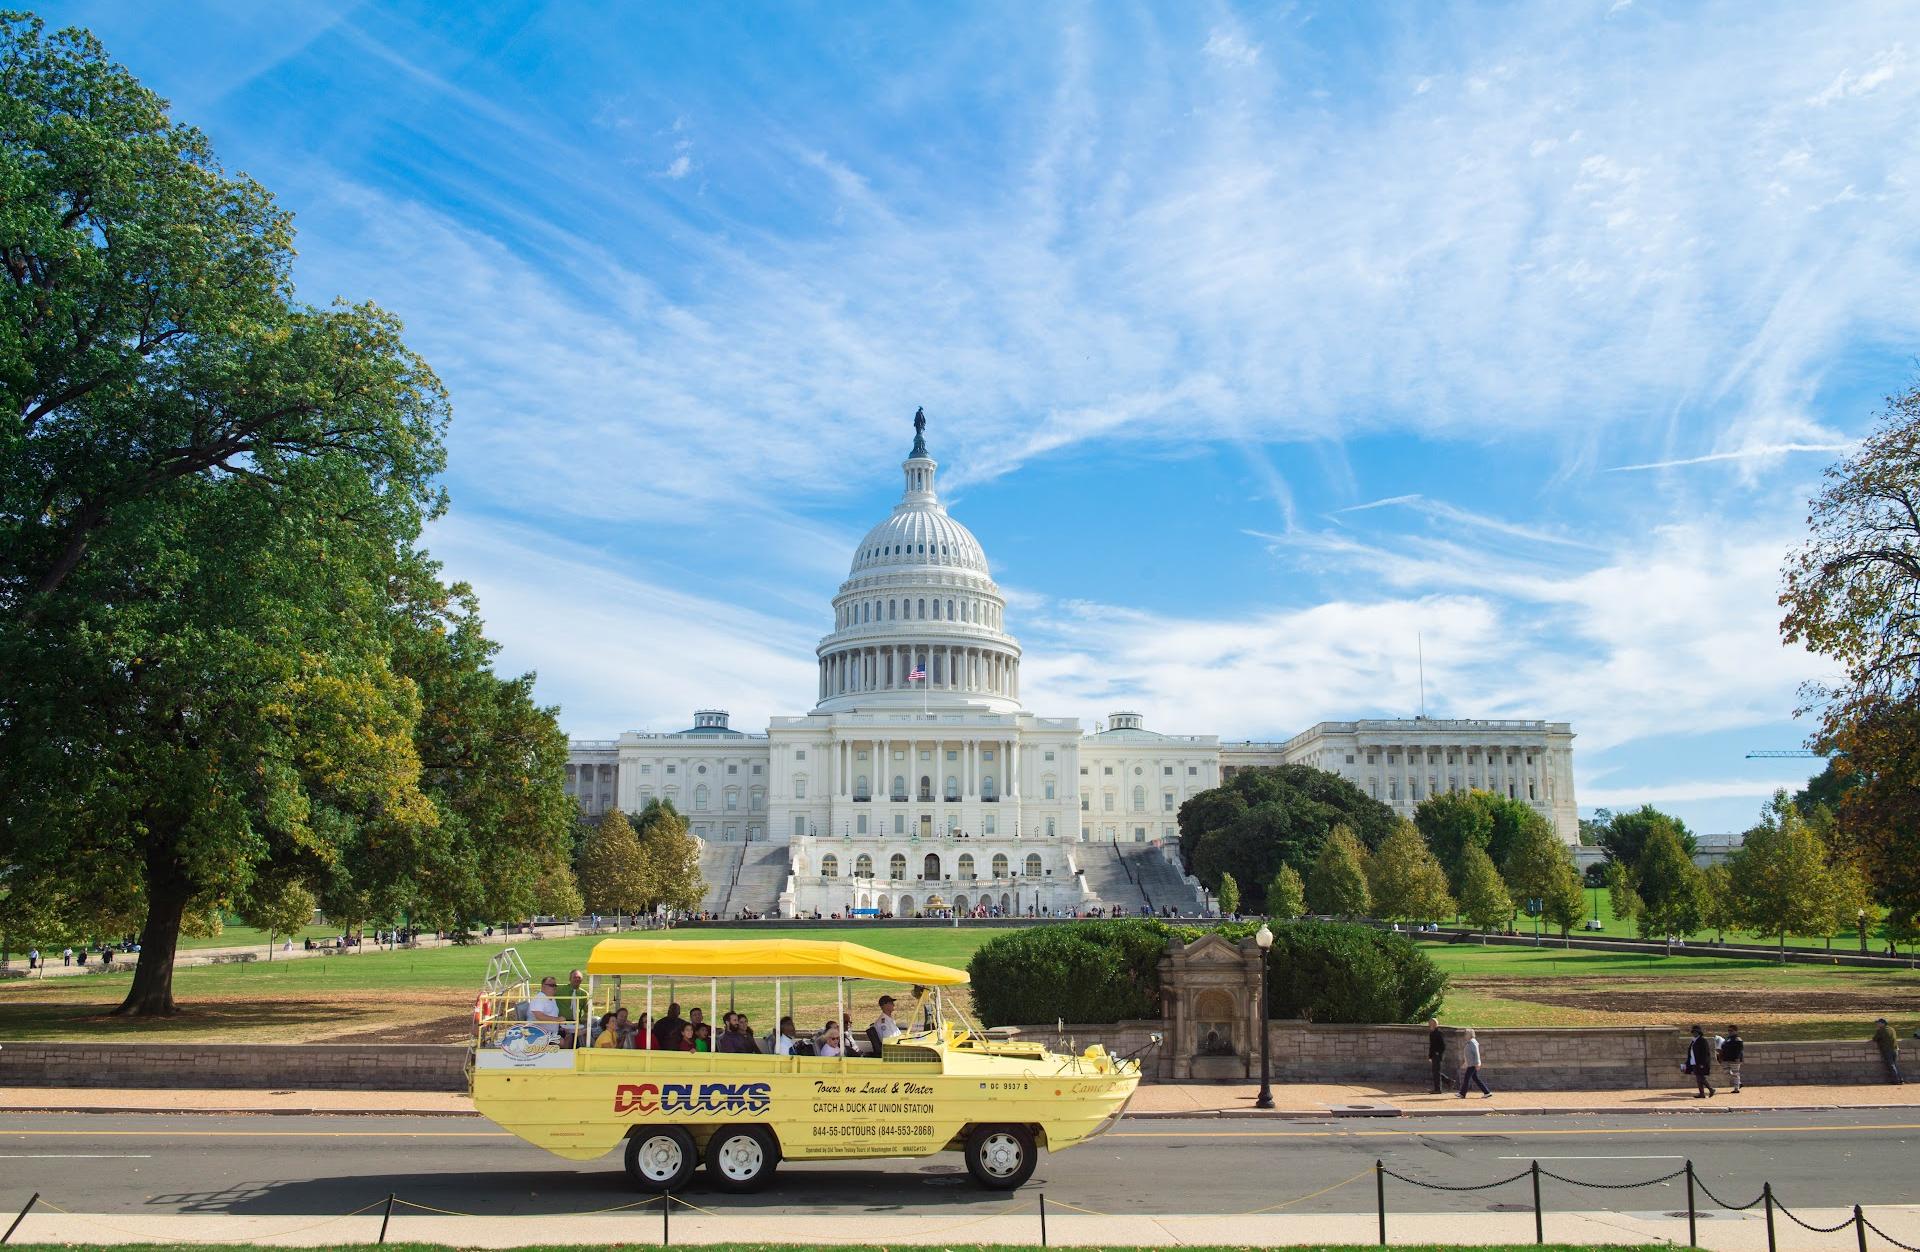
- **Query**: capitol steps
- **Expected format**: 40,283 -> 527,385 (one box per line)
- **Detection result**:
1074,841 -> 1210,915
697,842 -> 747,914
1127,844 -> 1210,915
723,844 -> 792,917
1073,840 -> 1149,911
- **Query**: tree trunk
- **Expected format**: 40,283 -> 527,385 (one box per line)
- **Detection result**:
115,876 -> 189,1016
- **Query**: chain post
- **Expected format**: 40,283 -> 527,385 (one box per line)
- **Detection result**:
1,1193 -> 38,1245
1531,1160 -> 1543,1244
379,1192 -> 394,1244
663,1190 -> 671,1247
1854,1204 -> 1867,1252
1040,1190 -> 1048,1248
1685,1161 -> 1697,1248
1763,1182 -> 1776,1252
1376,1158 -> 1386,1246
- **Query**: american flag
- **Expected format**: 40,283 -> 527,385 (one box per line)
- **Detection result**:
908,664 -> 926,682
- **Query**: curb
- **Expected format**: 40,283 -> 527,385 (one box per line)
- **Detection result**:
4,1101 -> 1907,1120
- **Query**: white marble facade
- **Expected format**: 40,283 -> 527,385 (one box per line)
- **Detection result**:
563,415 -> 1578,917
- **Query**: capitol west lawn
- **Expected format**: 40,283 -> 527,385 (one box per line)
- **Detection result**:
2,924 -> 1915,1045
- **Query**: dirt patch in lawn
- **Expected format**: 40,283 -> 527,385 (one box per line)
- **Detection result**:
1460,975 -> 1920,1026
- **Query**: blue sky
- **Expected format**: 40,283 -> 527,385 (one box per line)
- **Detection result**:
45,1 -> 1920,833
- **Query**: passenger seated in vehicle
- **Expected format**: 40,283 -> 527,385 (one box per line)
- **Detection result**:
652,1002 -> 685,1049
676,1022 -> 697,1052
527,977 -> 565,1040
815,1020 -> 843,1057
841,1013 -> 862,1055
595,1009 -> 627,1048
693,1022 -> 713,1052
774,1016 -> 799,1055
719,1013 -> 760,1053
628,1012 -> 652,1049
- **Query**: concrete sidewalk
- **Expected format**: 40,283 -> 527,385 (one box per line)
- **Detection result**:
4,1081 -> 1915,1119
9,1204 -> 1920,1248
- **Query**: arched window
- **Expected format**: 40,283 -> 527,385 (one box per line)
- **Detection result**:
991,853 -> 1009,878
889,600 -> 897,619
923,852 -> 940,879
889,853 -> 908,879
854,854 -> 873,878
793,776 -> 807,800
932,599 -> 940,619
947,599 -> 955,619
1043,776 -> 1056,800
725,787 -> 739,810
1045,817 -> 1056,837
694,784 -> 709,810
1132,785 -> 1145,811
750,786 -> 764,810
854,774 -> 870,800
981,774 -> 997,800
919,775 -> 933,801
892,774 -> 907,800
917,598 -> 926,618
1025,853 -> 1043,877
821,854 -> 839,879
945,774 -> 959,801
958,853 -> 975,879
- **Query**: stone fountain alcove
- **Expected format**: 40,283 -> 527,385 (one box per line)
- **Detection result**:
1158,932 -> 1264,1080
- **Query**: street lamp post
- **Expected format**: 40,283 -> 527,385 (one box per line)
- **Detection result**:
1254,922 -> 1274,1110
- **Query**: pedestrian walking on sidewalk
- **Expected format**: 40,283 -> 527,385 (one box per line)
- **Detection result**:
1872,1018 -> 1902,1084
1457,1029 -> 1491,1098
1427,1018 -> 1446,1094
1718,1025 -> 1744,1093
1686,1025 -> 1716,1097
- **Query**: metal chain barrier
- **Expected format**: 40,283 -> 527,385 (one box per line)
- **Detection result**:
1771,1195 -> 1859,1236
1381,1164 -> 1534,1191
1864,1213 -> 1920,1252
1697,1176 -> 1768,1211
1537,1165 -> 1688,1189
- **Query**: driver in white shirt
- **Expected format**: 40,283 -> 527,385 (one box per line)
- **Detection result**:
526,976 -> 563,1040
871,994 -> 902,1044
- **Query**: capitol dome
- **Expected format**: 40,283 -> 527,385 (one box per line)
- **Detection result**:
813,409 -> 1021,714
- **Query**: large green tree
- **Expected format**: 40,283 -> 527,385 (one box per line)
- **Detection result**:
0,17 -> 568,1011
1780,387 -> 1920,919
1266,864 -> 1305,920
633,798 -> 705,913
1367,819 -> 1454,924
1455,844 -> 1513,933
1305,825 -> 1371,919
1414,788 -> 1556,891
1592,804 -> 1698,867
1633,819 -> 1705,951
578,809 -> 650,916
1727,795 -> 1839,959
1177,765 -> 1396,910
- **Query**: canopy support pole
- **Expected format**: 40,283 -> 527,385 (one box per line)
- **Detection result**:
837,977 -> 846,1071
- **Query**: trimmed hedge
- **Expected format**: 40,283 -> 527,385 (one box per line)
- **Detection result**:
967,919 -> 1446,1026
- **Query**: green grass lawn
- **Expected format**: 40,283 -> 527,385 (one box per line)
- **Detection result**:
3,923 -> 1913,1044
1537,884 -> 1906,952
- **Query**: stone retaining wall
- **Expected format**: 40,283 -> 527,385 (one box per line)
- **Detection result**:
1004,1021 -> 1899,1089
0,1042 -> 468,1091
0,1029 -> 1896,1092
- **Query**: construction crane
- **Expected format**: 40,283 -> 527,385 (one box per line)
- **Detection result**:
1744,749 -> 1826,759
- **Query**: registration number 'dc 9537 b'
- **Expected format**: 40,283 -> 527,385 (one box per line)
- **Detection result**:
613,1081 -> 772,1117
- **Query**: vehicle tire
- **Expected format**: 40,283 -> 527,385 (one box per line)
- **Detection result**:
625,1126 -> 698,1192
964,1124 -> 1037,1190
705,1123 -> 780,1192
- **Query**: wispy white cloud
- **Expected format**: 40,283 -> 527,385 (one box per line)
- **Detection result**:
1606,442 -> 1855,472
1334,494 -> 1604,550
1581,777 -> 1808,808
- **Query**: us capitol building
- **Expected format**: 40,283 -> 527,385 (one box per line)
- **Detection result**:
566,413 -> 1577,918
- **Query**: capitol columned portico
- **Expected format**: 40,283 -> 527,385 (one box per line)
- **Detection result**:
564,411 -> 1579,919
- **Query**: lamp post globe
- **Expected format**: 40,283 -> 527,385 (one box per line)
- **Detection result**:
1254,923 -> 1274,1110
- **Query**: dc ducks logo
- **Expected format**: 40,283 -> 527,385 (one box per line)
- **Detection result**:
498,1024 -> 556,1061
615,1082 -> 772,1117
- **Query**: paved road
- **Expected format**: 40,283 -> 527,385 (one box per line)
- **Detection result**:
1,1110 -> 1914,1218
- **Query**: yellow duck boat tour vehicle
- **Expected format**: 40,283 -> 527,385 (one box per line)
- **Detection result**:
469,937 -> 1144,1193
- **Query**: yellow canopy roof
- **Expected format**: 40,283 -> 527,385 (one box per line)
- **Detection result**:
583,937 -> 970,986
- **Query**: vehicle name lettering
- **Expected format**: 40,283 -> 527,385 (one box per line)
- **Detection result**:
613,1081 -> 771,1117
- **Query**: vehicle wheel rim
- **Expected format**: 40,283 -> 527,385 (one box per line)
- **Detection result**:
717,1135 -> 764,1180
979,1132 -> 1023,1178
636,1135 -> 683,1182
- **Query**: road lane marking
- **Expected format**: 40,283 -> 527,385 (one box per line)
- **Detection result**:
1498,1155 -> 1685,1160
0,1153 -> 153,1158
1105,1129 -> 1920,1136
1,1122 -> 1915,1142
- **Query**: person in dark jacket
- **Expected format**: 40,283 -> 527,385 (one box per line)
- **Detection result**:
1872,1018 -> 1902,1085
1717,1025 -> 1744,1093
652,1002 -> 686,1050
1427,1018 -> 1446,1094
1686,1025 -> 1716,1098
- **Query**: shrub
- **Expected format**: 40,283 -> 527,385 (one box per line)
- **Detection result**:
966,918 -> 1446,1026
